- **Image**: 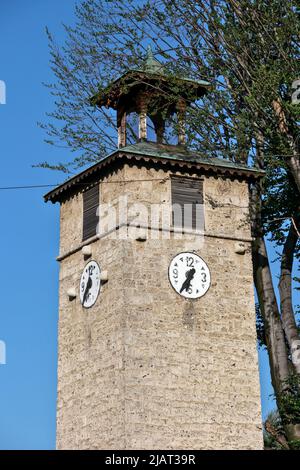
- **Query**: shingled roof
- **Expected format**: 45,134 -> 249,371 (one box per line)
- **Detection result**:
90,46 -> 211,110
44,141 -> 264,204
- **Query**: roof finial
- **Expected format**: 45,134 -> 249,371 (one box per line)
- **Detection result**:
147,45 -> 154,61
143,45 -> 164,74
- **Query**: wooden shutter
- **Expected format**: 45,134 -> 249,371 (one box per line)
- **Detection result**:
171,177 -> 203,230
82,185 -> 99,241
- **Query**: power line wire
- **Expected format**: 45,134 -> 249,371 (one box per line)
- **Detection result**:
0,178 -> 170,190
0,184 -> 59,190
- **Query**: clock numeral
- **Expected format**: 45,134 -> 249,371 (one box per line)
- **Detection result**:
173,268 -> 178,279
186,256 -> 194,268
88,265 -> 95,275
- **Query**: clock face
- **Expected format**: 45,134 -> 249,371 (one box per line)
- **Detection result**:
168,252 -> 211,299
80,260 -> 101,308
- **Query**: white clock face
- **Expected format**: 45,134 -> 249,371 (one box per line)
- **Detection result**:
168,252 -> 211,299
80,260 -> 101,308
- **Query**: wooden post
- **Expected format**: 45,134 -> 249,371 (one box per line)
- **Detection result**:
117,108 -> 126,148
138,94 -> 148,141
177,98 -> 186,146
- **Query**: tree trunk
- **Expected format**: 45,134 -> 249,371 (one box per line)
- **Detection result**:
252,234 -> 290,394
251,179 -> 300,442
285,424 -> 300,443
250,180 -> 290,394
279,218 -> 300,374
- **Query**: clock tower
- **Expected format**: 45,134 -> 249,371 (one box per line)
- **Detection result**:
45,47 -> 263,450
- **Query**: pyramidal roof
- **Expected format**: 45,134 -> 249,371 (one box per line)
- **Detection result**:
90,46 -> 211,108
44,141 -> 264,204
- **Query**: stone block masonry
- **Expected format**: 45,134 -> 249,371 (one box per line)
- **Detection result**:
56,164 -> 263,449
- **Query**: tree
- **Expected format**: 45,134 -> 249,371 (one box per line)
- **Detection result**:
263,410 -> 289,450
41,0 -> 300,444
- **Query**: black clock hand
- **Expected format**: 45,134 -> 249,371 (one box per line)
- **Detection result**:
180,268 -> 196,293
83,276 -> 93,304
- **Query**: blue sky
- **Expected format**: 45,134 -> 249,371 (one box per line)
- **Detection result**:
0,0 -> 290,450
0,0 -> 77,450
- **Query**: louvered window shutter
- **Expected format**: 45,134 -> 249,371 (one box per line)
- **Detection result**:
171,177 -> 203,230
82,185 -> 99,241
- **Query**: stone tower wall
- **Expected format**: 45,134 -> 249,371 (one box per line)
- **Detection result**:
56,163 -> 263,449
